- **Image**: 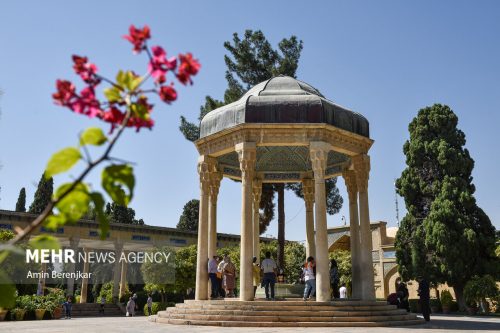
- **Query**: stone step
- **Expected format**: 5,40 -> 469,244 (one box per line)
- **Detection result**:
157,317 -> 424,327
70,303 -> 124,316
162,308 -> 410,317
164,313 -> 417,322
183,299 -> 384,306
174,304 -> 397,312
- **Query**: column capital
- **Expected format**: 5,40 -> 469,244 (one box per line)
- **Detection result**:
309,141 -> 331,180
351,154 -> 370,193
198,155 -> 216,192
209,171 -> 223,201
302,178 -> 315,209
252,178 -> 262,205
342,169 -> 358,202
236,142 -> 256,185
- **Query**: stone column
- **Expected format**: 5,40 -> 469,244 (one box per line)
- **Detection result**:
208,170 -> 222,259
236,142 -> 256,301
302,178 -> 316,259
352,154 -> 375,300
112,242 -> 123,303
39,263 -> 47,296
195,156 -> 212,300
80,248 -> 90,303
309,141 -> 331,302
66,237 -> 79,297
343,170 -> 362,299
119,251 -> 128,300
252,178 -> 262,263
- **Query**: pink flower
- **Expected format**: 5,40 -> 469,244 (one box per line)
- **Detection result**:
53,80 -> 76,106
158,85 -> 177,103
148,46 -> 177,84
123,25 -> 151,53
71,87 -> 102,118
176,53 -> 200,85
72,55 -> 100,85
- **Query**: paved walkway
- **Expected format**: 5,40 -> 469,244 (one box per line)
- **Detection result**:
1,314 -> 499,332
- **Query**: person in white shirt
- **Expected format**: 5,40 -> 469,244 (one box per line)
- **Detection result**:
261,251 -> 277,300
303,256 -> 316,300
339,283 -> 348,299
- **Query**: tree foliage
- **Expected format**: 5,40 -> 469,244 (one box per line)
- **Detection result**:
176,199 -> 199,231
28,173 -> 53,214
15,187 -> 27,212
105,202 -> 144,225
395,104 -> 497,310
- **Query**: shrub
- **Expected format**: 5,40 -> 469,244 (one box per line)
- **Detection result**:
464,275 -> 499,309
440,290 -> 453,307
142,302 -> 171,315
430,298 -> 441,313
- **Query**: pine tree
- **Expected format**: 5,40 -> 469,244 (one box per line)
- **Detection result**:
395,104 -> 497,310
179,30 -> 343,266
15,187 -> 26,212
28,174 -> 53,214
177,199 -> 200,232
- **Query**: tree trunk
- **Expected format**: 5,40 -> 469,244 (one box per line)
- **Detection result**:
277,184 -> 285,268
453,285 -> 467,311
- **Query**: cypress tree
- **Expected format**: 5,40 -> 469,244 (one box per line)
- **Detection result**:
395,104 -> 497,310
15,187 -> 26,212
28,174 -> 53,214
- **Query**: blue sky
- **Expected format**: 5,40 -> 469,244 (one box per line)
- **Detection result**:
0,0 -> 498,241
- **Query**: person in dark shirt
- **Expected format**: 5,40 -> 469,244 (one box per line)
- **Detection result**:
397,282 -> 410,312
418,278 -> 431,321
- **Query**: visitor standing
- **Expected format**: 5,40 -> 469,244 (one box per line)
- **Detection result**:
208,255 -> 219,299
418,278 -> 431,321
223,256 -> 236,297
99,295 -> 105,315
146,294 -> 153,316
63,296 -> 72,319
217,255 -> 227,298
397,282 -> 410,312
303,256 -> 316,300
252,256 -> 261,298
329,258 -> 340,299
126,296 -> 135,317
339,283 -> 347,299
261,252 -> 277,300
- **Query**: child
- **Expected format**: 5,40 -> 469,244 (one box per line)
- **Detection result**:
63,296 -> 73,319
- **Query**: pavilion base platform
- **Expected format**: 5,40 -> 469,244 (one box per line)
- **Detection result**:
154,299 -> 423,327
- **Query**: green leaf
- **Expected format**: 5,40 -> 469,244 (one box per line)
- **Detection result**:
0,270 -> 16,308
130,102 -> 150,120
90,192 -> 109,240
44,214 -> 66,230
116,70 -> 141,92
80,127 -> 107,146
54,183 -> 90,223
103,87 -> 122,103
29,235 -> 60,251
45,147 -> 81,178
102,164 -> 135,206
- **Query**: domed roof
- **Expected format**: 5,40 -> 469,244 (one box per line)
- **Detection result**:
199,76 -> 369,139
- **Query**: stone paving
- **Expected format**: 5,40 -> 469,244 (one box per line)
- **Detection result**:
1,314 -> 499,333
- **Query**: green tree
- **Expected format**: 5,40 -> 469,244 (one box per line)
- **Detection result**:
176,199 -> 199,231
15,187 -> 26,212
179,30 -> 343,268
329,250 -> 352,292
395,104 -> 497,310
141,246 -> 176,302
105,202 -> 145,225
174,245 -> 198,294
28,173 -> 53,214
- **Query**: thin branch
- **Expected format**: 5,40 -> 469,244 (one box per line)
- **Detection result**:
8,101 -> 133,246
